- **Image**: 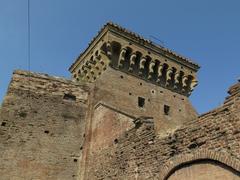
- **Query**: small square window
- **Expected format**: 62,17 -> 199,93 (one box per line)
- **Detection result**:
63,93 -> 76,101
164,105 -> 170,115
138,97 -> 145,108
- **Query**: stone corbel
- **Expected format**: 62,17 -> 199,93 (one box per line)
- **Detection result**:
148,60 -> 156,79
166,68 -> 173,86
156,64 -> 163,82
190,78 -> 198,91
118,47 -> 127,68
99,50 -> 110,66
128,53 -> 136,72
92,55 -> 99,65
182,75 -> 189,92
173,71 -> 180,89
139,57 -> 146,75
106,41 -> 112,57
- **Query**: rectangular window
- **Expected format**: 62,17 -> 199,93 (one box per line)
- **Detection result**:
138,97 -> 145,108
164,105 -> 170,115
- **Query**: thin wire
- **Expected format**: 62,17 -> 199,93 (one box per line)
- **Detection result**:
27,0 -> 31,108
149,35 -> 165,47
27,0 -> 30,73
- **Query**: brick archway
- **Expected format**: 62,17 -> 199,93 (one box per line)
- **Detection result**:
158,149 -> 240,180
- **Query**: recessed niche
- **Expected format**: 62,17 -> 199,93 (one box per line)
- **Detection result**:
1,122 -> 6,126
114,139 -> 118,144
19,112 -> 27,118
120,75 -> 124,79
139,82 -> 142,86
164,105 -> 170,115
129,92 -> 132,96
138,97 -> 145,108
63,93 -> 76,101
44,130 -> 49,134
95,50 -> 99,56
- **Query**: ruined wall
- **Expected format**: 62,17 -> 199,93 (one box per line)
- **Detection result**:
84,81 -> 240,180
0,70 -> 90,180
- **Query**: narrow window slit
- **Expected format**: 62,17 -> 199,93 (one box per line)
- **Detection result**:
164,105 -> 170,115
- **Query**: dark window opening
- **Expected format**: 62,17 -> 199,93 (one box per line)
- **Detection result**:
120,75 -> 124,79
138,97 -> 145,108
44,130 -> 49,134
63,93 -> 76,101
73,158 -> 78,162
19,112 -> 27,118
164,105 -> 170,115
1,122 -> 6,126
114,139 -> 118,144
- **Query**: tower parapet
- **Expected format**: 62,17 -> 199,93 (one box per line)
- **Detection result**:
69,22 -> 200,96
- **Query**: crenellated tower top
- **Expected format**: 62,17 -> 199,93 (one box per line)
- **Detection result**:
69,22 -> 200,96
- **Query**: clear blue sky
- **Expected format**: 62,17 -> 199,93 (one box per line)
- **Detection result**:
0,0 -> 239,114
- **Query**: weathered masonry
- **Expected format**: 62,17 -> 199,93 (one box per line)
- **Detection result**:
69,22 -> 200,136
69,22 -> 199,97
0,22 -> 239,180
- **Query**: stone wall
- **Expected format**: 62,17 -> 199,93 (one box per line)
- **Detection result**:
84,81 -> 240,179
0,69 -> 239,180
0,70 -> 90,180
93,68 -> 198,135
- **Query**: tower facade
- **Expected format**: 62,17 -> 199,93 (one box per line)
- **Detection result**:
69,22 -> 200,135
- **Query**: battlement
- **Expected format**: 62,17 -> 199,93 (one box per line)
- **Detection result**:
69,22 -> 200,96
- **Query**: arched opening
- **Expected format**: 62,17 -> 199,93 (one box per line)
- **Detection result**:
160,63 -> 169,86
132,51 -> 142,74
177,71 -> 184,91
142,55 -> 151,78
166,159 -> 240,180
108,41 -> 121,67
169,67 -> 177,88
121,47 -> 132,71
152,60 -> 160,81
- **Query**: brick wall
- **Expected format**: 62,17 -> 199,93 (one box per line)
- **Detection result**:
0,70 -> 239,180
84,81 -> 240,179
0,70 -> 90,180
